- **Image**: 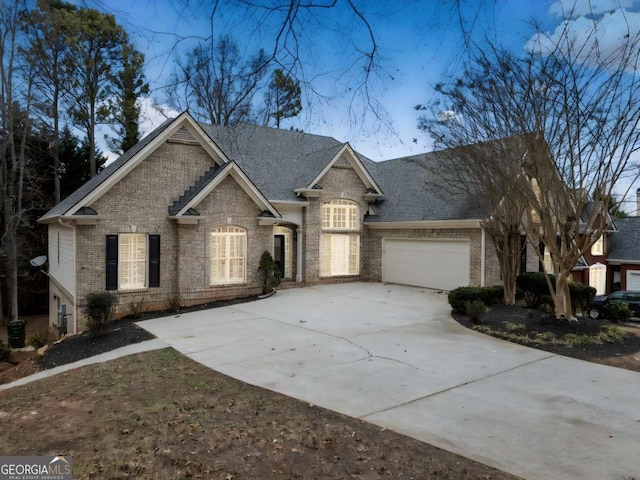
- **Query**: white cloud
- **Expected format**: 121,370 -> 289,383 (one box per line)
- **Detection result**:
528,4 -> 640,64
548,0 -> 638,19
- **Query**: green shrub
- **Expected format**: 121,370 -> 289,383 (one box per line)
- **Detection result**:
516,272 -> 555,308
258,251 -> 281,294
538,294 -> 555,313
0,339 -> 10,361
464,300 -> 488,324
85,292 -> 117,339
603,302 -> 633,323
484,286 -> 505,305
569,283 -> 597,316
448,287 -> 500,312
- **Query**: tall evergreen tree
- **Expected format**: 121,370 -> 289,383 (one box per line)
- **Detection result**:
59,6 -> 125,177
263,69 -> 302,128
107,38 -> 149,154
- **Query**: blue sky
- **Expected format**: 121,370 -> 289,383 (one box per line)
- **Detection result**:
76,0 -> 640,210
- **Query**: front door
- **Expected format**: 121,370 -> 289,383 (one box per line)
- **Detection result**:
274,234 -> 285,277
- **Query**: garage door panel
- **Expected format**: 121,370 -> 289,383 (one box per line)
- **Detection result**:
627,271 -> 640,290
383,239 -> 470,291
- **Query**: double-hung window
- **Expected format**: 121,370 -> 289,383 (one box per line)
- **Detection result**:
211,227 -> 246,285
320,200 -> 359,277
106,234 -> 160,290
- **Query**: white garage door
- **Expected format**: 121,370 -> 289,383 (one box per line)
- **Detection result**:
627,270 -> 640,290
382,239 -> 470,291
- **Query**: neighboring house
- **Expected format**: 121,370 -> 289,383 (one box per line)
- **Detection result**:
38,112 -> 504,334
570,191 -> 640,295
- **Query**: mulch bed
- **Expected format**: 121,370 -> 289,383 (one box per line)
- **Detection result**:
37,295 -> 261,370
454,304 -> 640,369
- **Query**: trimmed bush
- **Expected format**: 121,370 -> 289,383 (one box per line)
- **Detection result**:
258,251 -> 281,294
603,302 -> 632,323
448,286 -> 505,312
448,287 -> 487,312
85,292 -> 117,339
484,286 -> 505,305
569,283 -> 596,316
516,272 -> 555,308
464,300 -> 488,324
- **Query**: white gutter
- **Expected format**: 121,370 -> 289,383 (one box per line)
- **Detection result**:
364,219 -> 483,229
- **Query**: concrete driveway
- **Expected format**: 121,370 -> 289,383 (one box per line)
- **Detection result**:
139,283 -> 640,480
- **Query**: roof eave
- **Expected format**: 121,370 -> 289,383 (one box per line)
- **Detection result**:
364,219 -> 483,229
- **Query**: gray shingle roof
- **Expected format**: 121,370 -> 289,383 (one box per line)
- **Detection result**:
366,152 -> 486,222
40,113 -> 484,225
200,124 -> 345,202
608,217 -> 640,262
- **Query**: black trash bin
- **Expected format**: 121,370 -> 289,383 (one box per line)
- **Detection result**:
7,320 -> 26,349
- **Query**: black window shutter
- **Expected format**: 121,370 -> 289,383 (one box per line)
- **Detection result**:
149,235 -> 160,287
106,235 -> 119,290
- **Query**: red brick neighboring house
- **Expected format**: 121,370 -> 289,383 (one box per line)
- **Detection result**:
572,192 -> 640,294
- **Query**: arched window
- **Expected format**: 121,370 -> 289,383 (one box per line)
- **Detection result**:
320,200 -> 359,277
211,227 -> 246,285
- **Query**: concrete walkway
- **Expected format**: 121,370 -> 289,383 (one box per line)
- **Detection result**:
0,338 -> 167,391
138,283 -> 640,480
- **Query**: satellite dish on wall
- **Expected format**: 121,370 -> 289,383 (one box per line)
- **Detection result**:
29,255 -> 47,268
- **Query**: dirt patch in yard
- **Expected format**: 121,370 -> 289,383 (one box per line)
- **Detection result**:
0,348 -> 520,480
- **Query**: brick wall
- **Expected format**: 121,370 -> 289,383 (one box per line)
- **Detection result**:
75,141 -> 271,322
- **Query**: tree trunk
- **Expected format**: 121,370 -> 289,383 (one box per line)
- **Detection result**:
554,268 -> 574,321
6,227 -> 18,323
53,84 -> 60,203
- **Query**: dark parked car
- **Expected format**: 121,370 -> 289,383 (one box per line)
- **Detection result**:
588,290 -> 640,319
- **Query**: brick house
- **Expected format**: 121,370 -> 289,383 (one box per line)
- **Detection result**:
571,200 -> 640,295
39,112 -> 503,334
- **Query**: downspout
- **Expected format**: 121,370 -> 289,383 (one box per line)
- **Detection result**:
480,227 -> 486,287
58,218 -> 77,334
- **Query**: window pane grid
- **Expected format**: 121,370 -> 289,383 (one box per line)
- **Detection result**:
320,234 -> 359,277
211,227 -> 246,285
321,201 -> 358,230
120,234 -> 146,290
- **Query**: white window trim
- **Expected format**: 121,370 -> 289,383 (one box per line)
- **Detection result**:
210,227 -> 247,286
119,233 -> 147,290
589,263 -> 606,295
591,235 -> 604,256
274,226 -> 292,279
320,200 -> 360,277
321,199 -> 359,231
320,234 -> 360,277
